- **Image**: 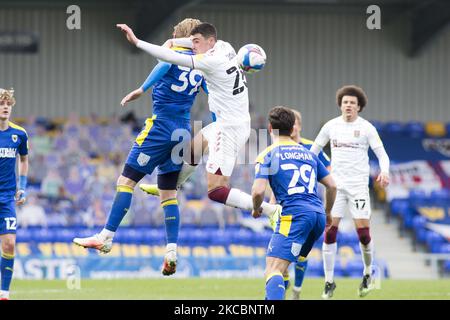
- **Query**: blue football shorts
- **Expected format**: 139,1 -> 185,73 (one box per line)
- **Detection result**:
267,210 -> 325,262
126,115 -> 191,176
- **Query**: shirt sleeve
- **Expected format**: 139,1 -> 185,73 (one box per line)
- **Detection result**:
315,154 -> 330,181
367,124 -> 384,150
311,122 -> 331,155
137,40 -> 195,69
255,152 -> 272,180
191,53 -> 223,73
141,61 -> 172,92
18,132 -> 29,156
318,150 -> 331,167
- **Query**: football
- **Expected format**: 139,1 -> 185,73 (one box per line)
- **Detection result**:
237,44 -> 267,73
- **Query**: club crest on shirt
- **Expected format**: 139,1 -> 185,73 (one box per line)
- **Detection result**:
137,152 -> 150,167
11,134 -> 18,143
354,130 -> 360,138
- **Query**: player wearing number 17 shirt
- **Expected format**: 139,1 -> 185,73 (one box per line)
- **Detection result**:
251,107 -> 337,300
73,18 -> 206,276
310,85 -> 390,299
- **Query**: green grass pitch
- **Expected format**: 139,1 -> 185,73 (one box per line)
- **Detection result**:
9,278 -> 450,300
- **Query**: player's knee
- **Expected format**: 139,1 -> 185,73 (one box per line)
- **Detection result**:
207,186 -> 231,204
357,227 -> 371,245
324,225 -> 338,244
120,164 -> 145,186
1,238 -> 15,255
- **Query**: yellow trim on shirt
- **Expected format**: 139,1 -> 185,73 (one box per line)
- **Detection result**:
8,121 -> 27,134
135,115 -> 157,146
255,140 -> 298,164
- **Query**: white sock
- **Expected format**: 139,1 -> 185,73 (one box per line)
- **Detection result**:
99,228 -> 115,241
293,286 -> 302,292
176,162 -> 198,188
225,188 -> 277,216
0,290 -> 9,299
166,243 -> 177,252
359,241 -> 373,276
322,242 -> 337,283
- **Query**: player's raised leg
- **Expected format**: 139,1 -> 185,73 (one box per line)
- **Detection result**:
140,129 -> 207,196
355,218 -> 374,297
73,166 -> 145,253
0,234 -> 15,300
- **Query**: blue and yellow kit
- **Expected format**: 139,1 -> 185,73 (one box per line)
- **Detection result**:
126,47 -> 204,176
0,122 -> 28,234
255,140 -> 330,262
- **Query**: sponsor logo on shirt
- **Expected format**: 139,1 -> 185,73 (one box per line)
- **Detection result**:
0,148 -> 16,158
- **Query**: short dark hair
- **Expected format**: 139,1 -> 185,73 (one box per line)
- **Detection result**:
336,85 -> 368,112
190,22 -> 217,40
268,106 -> 295,136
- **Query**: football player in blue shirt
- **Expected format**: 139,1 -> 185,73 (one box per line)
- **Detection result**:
74,18 -> 206,276
0,88 -> 28,300
252,106 -> 336,300
272,109 -> 331,299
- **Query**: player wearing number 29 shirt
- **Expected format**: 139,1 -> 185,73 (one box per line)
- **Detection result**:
251,107 -> 337,300
310,85 -> 390,299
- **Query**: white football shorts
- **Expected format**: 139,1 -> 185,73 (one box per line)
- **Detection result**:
201,120 -> 251,177
331,187 -> 371,220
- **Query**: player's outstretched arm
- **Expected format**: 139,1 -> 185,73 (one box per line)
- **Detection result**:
251,178 -> 268,218
121,62 -> 172,107
320,174 -> 337,226
117,24 -> 195,70
373,146 -> 390,188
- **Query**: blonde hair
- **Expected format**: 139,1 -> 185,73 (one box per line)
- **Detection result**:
173,18 -> 201,38
291,108 -> 302,124
0,88 -> 15,106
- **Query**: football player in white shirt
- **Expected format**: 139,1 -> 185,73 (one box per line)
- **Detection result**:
117,22 -> 281,271
310,85 -> 390,299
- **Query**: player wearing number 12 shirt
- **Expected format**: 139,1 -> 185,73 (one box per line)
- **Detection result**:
251,107 -> 336,300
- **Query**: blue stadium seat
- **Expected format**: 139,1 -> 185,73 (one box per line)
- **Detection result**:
405,121 -> 425,138
408,189 -> 429,207
384,121 -> 406,135
438,243 -> 450,254
416,227 -> 428,244
390,199 -> 409,217
430,189 -> 450,206
425,231 -> 445,253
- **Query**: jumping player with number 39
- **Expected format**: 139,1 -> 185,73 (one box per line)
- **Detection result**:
73,18 -> 206,276
0,88 -> 28,300
310,85 -> 390,299
116,21 -> 282,266
251,107 -> 337,300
